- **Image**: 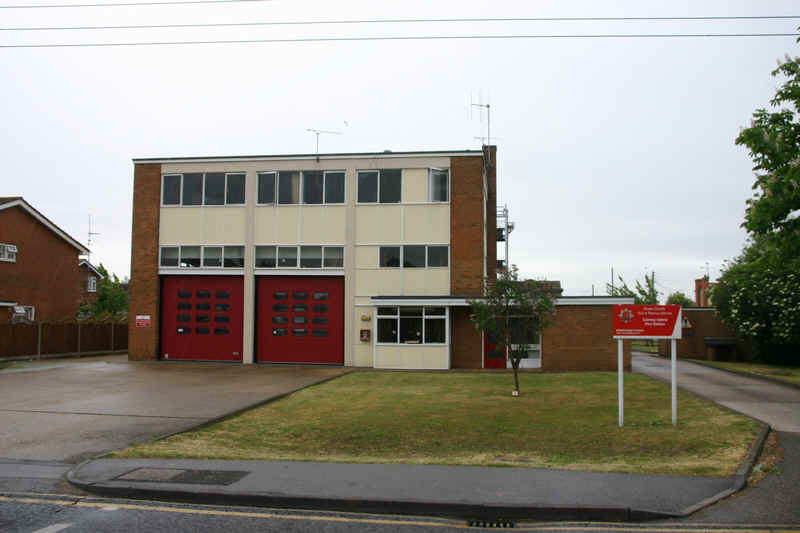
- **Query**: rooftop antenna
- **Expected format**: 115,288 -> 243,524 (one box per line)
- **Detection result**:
702,261 -> 710,279
87,214 -> 100,263
470,90 -> 492,146
306,128 -> 342,162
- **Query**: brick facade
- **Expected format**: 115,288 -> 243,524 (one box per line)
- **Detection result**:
657,309 -> 743,360
0,205 -> 83,322
127,163 -> 162,360
79,263 -> 100,307
542,305 -> 632,371
451,307 -> 482,368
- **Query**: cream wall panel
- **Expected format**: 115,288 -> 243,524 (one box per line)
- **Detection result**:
355,246 -> 378,269
204,208 -> 247,244
160,208 -> 204,244
402,269 -> 450,296
374,346 -> 448,370
402,169 -> 428,203
354,296 -> 372,306
403,204 -> 450,244
355,269 -> 402,296
254,208 -> 275,243
274,207 -> 300,244
300,206 -> 346,243
355,205 -> 401,243
352,344 -> 373,367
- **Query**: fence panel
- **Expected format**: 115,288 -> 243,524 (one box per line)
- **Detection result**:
80,322 -> 112,352
41,323 -> 79,355
0,323 -> 38,358
114,323 -> 128,350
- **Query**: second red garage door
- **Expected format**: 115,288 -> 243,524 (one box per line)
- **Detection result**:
256,276 -> 344,364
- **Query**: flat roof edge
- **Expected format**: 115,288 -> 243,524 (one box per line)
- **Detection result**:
133,149 -> 483,164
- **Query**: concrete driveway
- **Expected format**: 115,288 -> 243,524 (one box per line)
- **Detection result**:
0,355 -> 347,464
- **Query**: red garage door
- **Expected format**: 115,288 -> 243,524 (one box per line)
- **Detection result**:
161,276 -> 243,361
256,276 -> 343,364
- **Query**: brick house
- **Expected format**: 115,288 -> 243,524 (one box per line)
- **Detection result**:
0,197 -> 89,322
128,147 -> 631,369
79,260 -> 105,308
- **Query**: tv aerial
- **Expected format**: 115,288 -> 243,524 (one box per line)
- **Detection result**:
306,128 -> 342,161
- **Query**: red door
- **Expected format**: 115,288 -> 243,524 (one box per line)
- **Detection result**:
256,276 -> 343,364
484,330 -> 507,369
161,276 -> 243,361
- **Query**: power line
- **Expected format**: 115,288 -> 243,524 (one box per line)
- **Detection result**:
1,32 -> 796,48
2,15 -> 800,32
0,0 -> 271,8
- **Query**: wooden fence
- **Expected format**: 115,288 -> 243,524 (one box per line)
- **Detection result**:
0,321 -> 127,360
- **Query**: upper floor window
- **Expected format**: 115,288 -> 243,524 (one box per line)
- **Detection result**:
378,245 -> 449,268
429,168 -> 449,202
162,173 -> 246,206
159,245 -> 244,268
357,169 -> 401,204
267,170 -> 345,205
255,245 -> 344,269
0,243 -> 17,262
88,276 -> 97,292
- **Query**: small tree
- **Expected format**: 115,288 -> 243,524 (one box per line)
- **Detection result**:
469,266 -> 556,396
89,264 -> 129,318
606,273 -> 660,304
666,291 -> 695,307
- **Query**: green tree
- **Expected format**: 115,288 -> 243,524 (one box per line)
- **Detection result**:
90,264 -> 129,318
606,273 -> 660,304
469,266 -> 556,396
666,291 -> 695,307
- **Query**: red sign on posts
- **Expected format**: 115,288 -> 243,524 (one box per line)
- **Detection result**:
613,305 -> 681,339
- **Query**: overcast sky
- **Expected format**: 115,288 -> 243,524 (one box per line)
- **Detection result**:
1,0 -> 797,299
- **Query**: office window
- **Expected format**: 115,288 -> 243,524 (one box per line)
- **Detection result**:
255,246 -> 276,268
377,307 -> 398,343
429,168 -> 449,202
162,175 -> 181,205
88,276 -> 97,293
427,246 -> 449,267
379,246 -> 400,267
180,246 -> 201,267
323,246 -> 344,268
203,246 -> 222,267
160,246 -> 179,267
278,246 -> 297,267
182,173 -> 203,205
303,171 -> 324,204
223,246 -> 244,268
357,171 -> 378,203
377,307 -> 446,345
204,172 -> 225,205
324,171 -> 345,204
258,172 -> 276,204
300,246 -> 322,268
402,245 -> 425,268
226,173 -> 246,204
379,169 -> 402,203
278,171 -> 301,204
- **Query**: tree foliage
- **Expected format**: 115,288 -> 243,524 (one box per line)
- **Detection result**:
469,266 -> 556,395
666,291 -> 695,307
82,264 -> 129,319
606,274 -> 660,304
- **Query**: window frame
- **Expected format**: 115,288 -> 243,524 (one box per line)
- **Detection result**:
428,167 -> 450,203
377,245 -> 449,268
356,169 -> 402,204
256,171 -> 277,205
254,245 -> 345,270
0,243 -> 17,263
271,170 -> 347,206
87,276 -> 97,293
161,174 -> 183,206
159,245 -> 245,269
375,306 -> 449,346
162,173 -> 247,207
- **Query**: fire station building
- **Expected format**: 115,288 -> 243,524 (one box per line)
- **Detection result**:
128,146 -> 631,370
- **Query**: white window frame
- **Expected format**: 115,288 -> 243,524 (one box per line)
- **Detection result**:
161,173 -> 246,207
254,245 -> 345,270
273,170 -> 347,206
159,245 -> 244,269
377,245 -> 449,268
356,169 -> 402,204
224,172 -> 247,205
256,171 -> 278,206
88,275 -> 97,293
375,306 -> 449,346
0,243 -> 18,262
428,167 -> 450,203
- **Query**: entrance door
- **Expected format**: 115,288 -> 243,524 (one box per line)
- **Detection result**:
484,331 -> 506,369
161,276 -> 243,361
256,276 -> 344,364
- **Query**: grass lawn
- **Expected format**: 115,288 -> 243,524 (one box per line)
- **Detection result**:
690,360 -> 800,386
114,371 -> 758,477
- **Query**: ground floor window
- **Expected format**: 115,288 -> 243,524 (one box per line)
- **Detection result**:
376,306 -> 447,345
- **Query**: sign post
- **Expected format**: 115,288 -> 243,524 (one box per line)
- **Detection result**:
613,304 -> 682,427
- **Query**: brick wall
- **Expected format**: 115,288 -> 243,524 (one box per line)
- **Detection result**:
0,206 -> 82,322
79,265 -> 99,307
128,163 -> 162,361
451,307 -> 482,369
657,309 -> 742,360
542,305 -> 632,371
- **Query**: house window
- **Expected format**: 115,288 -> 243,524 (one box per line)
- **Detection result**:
429,168 -> 449,202
257,172 -> 276,204
379,245 -> 449,268
357,169 -> 401,203
377,306 -> 447,345
163,173 -> 246,206
88,276 -> 97,293
255,245 -> 344,269
0,243 -> 17,262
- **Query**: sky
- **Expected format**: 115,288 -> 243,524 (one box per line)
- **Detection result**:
1,0 -> 798,299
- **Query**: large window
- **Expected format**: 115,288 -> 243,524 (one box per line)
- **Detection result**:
162,173 -> 246,206
378,245 -> 448,268
357,169 -> 401,203
273,170 -> 345,205
159,245 -> 244,268
0,243 -> 17,263
377,306 -> 447,345
256,245 -> 344,269
429,168 -> 449,202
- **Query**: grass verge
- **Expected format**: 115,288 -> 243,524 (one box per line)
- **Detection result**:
114,371 -> 758,477
690,360 -> 800,386
631,341 -> 658,354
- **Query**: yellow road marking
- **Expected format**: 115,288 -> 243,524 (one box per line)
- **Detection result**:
1,494 -> 798,532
